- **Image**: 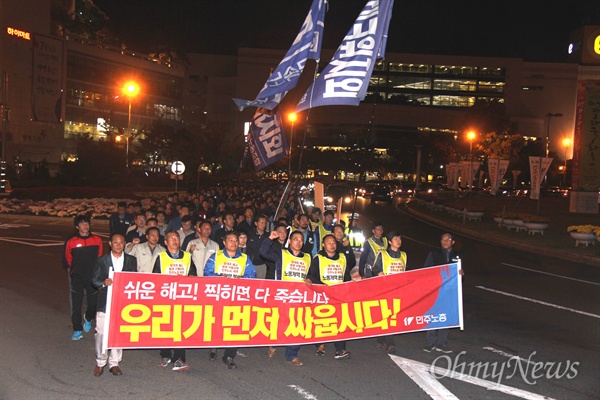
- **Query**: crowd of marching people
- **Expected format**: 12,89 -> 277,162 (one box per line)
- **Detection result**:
62,181 -> 462,376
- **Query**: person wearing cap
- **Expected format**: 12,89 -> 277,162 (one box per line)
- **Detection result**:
62,215 -> 104,341
370,230 -> 407,354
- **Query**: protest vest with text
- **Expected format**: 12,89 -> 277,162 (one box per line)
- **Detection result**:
381,250 -> 407,275
281,250 -> 311,282
159,252 -> 192,276
317,254 -> 346,285
215,250 -> 247,278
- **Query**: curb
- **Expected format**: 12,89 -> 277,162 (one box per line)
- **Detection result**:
398,203 -> 600,268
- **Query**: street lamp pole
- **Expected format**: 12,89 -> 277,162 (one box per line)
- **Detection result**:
545,112 -> 563,158
467,130 -> 476,191
288,112 -> 297,180
122,81 -> 140,171
126,98 -> 132,169
562,137 -> 570,187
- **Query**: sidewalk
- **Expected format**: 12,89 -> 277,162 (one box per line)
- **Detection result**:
401,195 -> 600,268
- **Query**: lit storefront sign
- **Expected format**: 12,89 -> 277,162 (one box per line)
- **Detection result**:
6,27 -> 31,40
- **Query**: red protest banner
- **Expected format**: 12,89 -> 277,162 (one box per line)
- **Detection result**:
105,264 -> 462,349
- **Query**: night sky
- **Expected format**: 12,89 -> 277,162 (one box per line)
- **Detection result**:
93,0 -> 600,62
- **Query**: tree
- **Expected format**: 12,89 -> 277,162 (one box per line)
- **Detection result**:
137,120 -> 241,185
465,99 -> 524,160
58,136 -> 125,186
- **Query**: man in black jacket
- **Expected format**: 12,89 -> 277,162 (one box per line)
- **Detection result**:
91,233 -> 137,377
63,215 -> 103,341
109,202 -> 133,235
333,224 -> 356,273
422,232 -> 462,354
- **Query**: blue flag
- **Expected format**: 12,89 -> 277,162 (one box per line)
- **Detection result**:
233,0 -> 326,111
296,0 -> 394,112
247,109 -> 288,171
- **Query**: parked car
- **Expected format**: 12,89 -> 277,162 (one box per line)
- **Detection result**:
398,182 -> 416,197
324,183 -> 354,210
371,184 -> 393,204
357,182 -> 377,198
416,182 -> 445,194
542,186 -> 570,197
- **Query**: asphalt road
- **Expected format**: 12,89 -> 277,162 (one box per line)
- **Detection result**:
1,199 -> 599,400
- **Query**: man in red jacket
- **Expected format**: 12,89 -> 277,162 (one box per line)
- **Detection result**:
63,215 -> 103,341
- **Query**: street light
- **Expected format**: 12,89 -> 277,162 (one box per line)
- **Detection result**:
562,137 -> 571,187
288,112 -> 297,180
545,112 -> 563,158
467,130 -> 476,190
122,81 -> 140,170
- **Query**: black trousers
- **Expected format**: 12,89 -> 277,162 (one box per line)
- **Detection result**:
223,347 -> 237,360
70,273 -> 97,331
160,348 -> 186,362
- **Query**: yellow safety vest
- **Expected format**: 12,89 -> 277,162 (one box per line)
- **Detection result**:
317,254 -> 346,286
309,219 -> 320,231
214,250 -> 247,278
381,250 -> 407,275
316,222 -> 332,250
368,237 -> 388,256
159,251 -> 192,276
346,227 -> 363,248
281,250 -> 311,282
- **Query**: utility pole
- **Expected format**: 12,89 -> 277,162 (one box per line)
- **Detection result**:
1,71 -> 8,194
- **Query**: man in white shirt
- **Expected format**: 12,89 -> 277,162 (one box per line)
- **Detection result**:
177,215 -> 195,244
125,227 -> 165,273
91,233 -> 137,376
185,220 -> 219,276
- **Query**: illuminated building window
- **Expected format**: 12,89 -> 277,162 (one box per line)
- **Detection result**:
153,104 -> 181,121
478,81 -> 504,92
521,86 -> 544,91
434,65 -> 478,75
432,95 -> 475,107
387,93 -> 431,105
433,79 -> 477,91
389,75 -> 432,89
388,63 -> 431,73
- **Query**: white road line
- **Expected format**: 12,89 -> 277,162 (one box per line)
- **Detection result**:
0,238 -> 64,247
501,263 -> 600,286
482,347 -> 537,366
0,237 -> 61,242
476,286 -> 600,319
390,355 -> 556,400
392,355 -> 459,399
288,385 -> 318,400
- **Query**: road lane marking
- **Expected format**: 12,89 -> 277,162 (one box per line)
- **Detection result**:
482,347 -> 537,366
501,263 -> 600,286
0,223 -> 30,229
390,355 -> 556,400
0,237 -> 64,247
391,355 -> 459,399
288,385 -> 318,400
476,286 -> 600,319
